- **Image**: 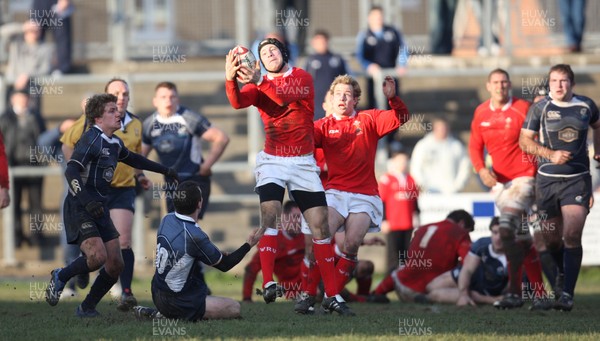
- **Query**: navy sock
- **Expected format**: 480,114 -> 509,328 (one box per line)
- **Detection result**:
550,246 -> 565,274
58,256 -> 89,283
81,268 -> 118,311
539,250 -> 558,288
120,249 -> 135,294
562,247 -> 583,297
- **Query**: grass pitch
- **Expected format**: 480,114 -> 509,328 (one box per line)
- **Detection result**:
1,268 -> 600,340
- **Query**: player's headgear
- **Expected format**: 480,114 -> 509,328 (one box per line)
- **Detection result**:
258,38 -> 289,73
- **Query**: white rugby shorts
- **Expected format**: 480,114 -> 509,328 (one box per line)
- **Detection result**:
326,189 -> 383,233
254,151 -> 324,193
494,176 -> 535,212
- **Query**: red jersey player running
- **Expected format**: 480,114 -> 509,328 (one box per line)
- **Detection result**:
294,74 -> 409,313
469,68 -> 550,310
225,38 -> 352,315
371,210 -> 474,301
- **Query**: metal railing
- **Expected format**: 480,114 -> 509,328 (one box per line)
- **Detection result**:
1,163 -> 259,265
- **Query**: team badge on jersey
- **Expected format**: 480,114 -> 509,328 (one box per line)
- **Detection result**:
158,139 -> 174,153
546,111 -> 561,120
353,121 -> 362,135
103,166 -> 115,182
558,127 -> 578,143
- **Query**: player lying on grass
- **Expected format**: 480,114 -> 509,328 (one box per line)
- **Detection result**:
424,217 -> 508,305
134,181 -> 261,321
369,210 -> 474,302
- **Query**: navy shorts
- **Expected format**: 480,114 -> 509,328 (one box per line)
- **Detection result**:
535,174 -> 591,219
107,187 -> 136,212
152,286 -> 207,322
63,195 -> 120,245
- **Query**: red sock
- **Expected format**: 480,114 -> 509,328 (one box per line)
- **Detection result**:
312,238 -> 337,297
306,260 -> 321,296
345,291 -> 367,303
335,253 -> 358,293
373,272 -> 396,295
523,245 -> 547,297
356,275 -> 372,295
300,258 -> 309,292
258,229 -> 278,288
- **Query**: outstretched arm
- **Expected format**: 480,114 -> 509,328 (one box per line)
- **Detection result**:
213,228 -> 261,272
120,151 -> 178,181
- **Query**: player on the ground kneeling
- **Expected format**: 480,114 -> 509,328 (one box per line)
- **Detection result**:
370,210 -> 474,302
425,217 -> 508,306
134,181 -> 261,321
45,93 -> 178,317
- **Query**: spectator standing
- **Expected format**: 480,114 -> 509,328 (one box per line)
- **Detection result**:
559,0 -> 587,53
3,21 -> 52,128
356,5 -> 407,110
410,117 -> 471,194
0,90 -> 45,247
429,0 -> 458,54
31,0 -> 74,73
304,30 -> 349,120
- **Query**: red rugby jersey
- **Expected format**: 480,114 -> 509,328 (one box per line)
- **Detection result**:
378,173 -> 418,231
314,97 -> 409,195
469,97 -> 535,183
397,219 -> 471,293
226,67 -> 315,157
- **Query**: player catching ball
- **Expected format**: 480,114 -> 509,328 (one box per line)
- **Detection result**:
225,38 -> 353,315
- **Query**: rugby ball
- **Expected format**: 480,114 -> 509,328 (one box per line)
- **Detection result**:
234,45 -> 257,69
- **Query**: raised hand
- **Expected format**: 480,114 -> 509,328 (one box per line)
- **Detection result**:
382,76 -> 396,99
225,49 -> 242,81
